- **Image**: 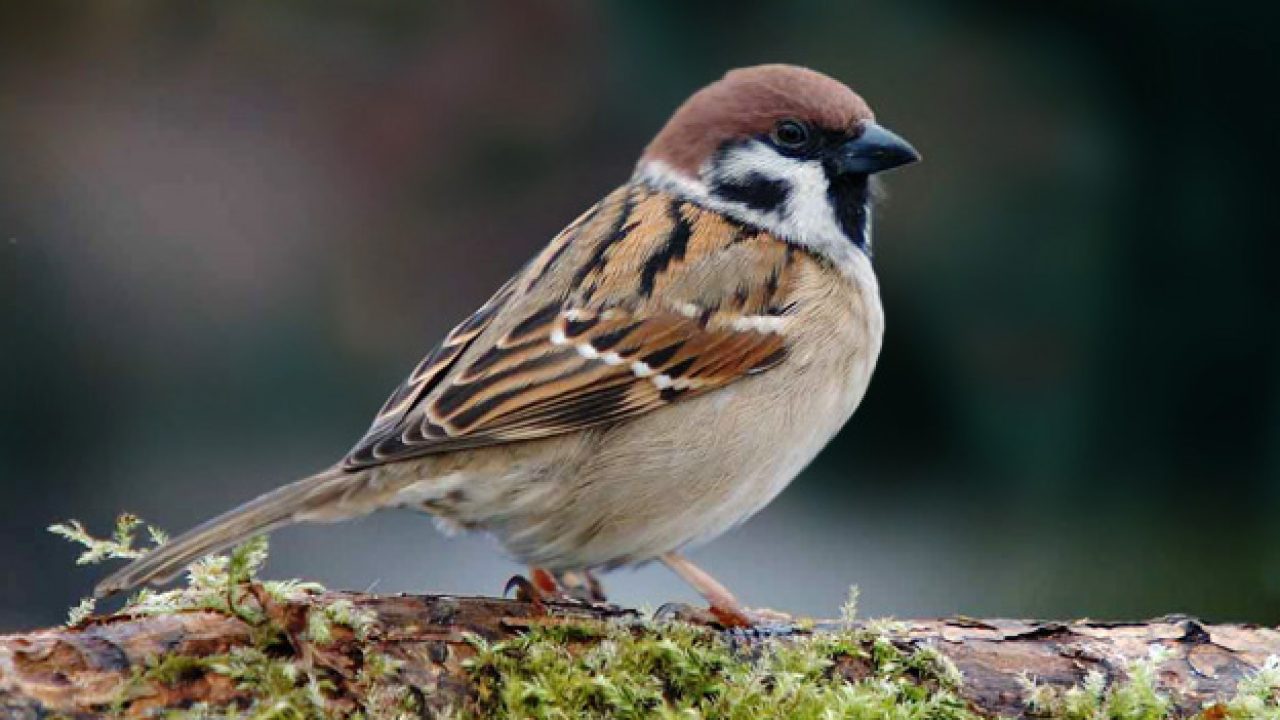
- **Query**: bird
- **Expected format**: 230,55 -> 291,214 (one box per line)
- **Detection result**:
95,64 -> 919,627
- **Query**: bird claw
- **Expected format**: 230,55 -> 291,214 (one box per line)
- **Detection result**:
653,601 -> 712,624
504,571 -> 613,613
503,574 -> 543,605
652,602 -> 797,634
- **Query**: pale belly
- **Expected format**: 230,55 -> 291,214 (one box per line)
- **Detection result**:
417,342 -> 877,571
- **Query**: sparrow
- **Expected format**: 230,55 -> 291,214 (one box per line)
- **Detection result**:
96,64 -> 919,627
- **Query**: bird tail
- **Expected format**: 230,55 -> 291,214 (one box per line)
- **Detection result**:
94,467 -> 366,598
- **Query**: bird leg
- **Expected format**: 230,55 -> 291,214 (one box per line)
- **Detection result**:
660,552 -> 756,628
529,566 -> 560,597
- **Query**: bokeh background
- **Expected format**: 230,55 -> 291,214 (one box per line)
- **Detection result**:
2,1 -> 1277,631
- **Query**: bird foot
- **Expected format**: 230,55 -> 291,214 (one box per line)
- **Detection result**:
653,602 -> 797,633
504,568 -> 610,609
503,574 -> 548,610
554,570 -> 608,604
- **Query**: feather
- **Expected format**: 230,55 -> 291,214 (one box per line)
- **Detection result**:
344,183 -> 806,469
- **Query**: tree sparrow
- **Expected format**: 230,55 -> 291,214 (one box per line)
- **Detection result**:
96,64 -> 919,626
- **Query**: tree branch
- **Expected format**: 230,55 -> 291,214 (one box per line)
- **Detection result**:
2,591 -> 1277,718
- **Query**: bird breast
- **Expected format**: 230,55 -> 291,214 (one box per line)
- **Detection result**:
496,252 -> 883,569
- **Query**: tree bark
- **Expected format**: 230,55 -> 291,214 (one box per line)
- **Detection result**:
1,592 -> 1277,718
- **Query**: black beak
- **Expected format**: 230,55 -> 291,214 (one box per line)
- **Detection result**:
830,122 -> 920,176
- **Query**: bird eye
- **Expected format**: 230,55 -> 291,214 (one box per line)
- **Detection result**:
770,119 -> 812,150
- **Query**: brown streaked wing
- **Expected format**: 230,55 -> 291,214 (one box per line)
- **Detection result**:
345,306 -> 788,467
343,182 -> 800,470
342,192 -> 620,469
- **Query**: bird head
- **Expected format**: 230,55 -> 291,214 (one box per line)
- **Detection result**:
636,64 -> 919,257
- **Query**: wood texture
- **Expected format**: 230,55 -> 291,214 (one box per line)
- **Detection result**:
1,593 -> 1277,718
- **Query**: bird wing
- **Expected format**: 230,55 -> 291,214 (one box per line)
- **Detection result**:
344,183 -> 805,469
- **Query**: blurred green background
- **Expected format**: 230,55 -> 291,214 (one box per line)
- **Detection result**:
2,1 -> 1277,631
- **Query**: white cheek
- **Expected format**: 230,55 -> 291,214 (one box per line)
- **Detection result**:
778,160 -> 843,243
710,141 -> 855,265
633,155 -> 867,280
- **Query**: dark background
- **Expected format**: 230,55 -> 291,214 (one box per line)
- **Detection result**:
2,1 -> 1277,631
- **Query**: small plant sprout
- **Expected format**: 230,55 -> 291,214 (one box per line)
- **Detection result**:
50,513 -> 172,626
48,513 -> 166,565
1019,644 -> 1173,720
65,597 -> 96,626
839,585 -> 860,629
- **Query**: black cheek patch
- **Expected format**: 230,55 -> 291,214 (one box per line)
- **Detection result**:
710,172 -> 790,214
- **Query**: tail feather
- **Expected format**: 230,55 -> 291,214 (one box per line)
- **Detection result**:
94,468 -> 361,598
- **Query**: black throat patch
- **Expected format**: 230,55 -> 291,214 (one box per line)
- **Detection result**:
826,172 -> 873,253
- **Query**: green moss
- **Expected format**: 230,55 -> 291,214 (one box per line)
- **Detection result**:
461,618 -> 979,720
49,515 -> 1280,720
1022,647 -> 1173,720
52,515 -> 408,720
1022,647 -> 1280,720
1200,655 -> 1280,720
307,598 -> 377,645
145,653 -> 212,687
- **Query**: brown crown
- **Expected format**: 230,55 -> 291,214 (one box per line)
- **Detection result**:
641,64 -> 874,178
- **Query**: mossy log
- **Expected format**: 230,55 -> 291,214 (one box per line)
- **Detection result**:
1,591 -> 1278,718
